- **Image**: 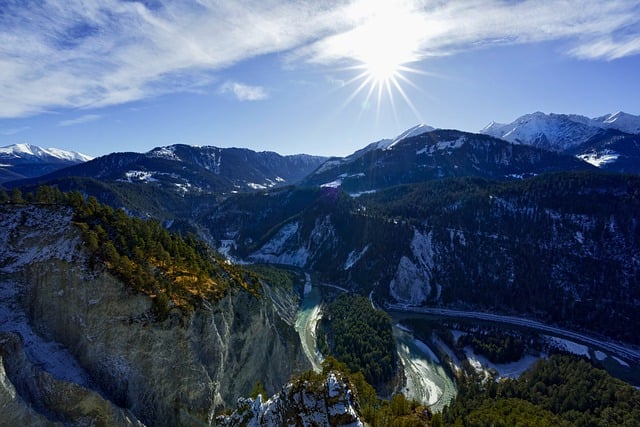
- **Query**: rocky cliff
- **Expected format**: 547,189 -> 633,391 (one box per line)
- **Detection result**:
216,371 -> 364,427
0,205 -> 309,426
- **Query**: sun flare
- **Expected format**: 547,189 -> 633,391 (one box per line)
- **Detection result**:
338,0 -> 425,118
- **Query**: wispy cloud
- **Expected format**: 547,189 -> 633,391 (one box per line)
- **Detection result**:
58,114 -> 102,127
0,0 -> 638,118
1,126 -> 30,136
219,81 -> 268,101
297,0 -> 640,64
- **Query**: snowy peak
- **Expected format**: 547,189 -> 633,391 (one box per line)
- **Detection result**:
385,124 -> 436,149
0,143 -> 93,162
480,112 -> 600,151
594,111 -> 640,134
0,143 -> 94,183
480,111 -> 640,152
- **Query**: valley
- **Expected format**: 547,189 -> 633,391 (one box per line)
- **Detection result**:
2,113 -> 640,425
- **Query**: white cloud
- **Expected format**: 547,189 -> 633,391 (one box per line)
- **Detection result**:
219,81 -> 268,101
58,114 -> 102,127
0,0 -> 638,118
296,0 -> 640,64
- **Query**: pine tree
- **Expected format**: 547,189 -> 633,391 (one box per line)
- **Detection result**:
10,188 -> 23,204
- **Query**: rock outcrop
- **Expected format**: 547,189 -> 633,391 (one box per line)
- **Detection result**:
216,371 -> 364,427
0,205 -> 309,426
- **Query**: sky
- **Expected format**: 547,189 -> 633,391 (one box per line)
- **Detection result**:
0,0 -> 639,158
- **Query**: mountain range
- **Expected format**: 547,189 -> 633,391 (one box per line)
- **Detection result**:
0,143 -> 92,183
3,110 -> 639,191
480,111 -> 640,173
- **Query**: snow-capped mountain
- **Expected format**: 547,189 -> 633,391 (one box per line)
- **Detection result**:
594,111 -> 640,134
480,111 -> 640,150
303,128 -> 594,193
0,143 -> 93,183
379,123 -> 435,150
480,111 -> 640,173
0,143 -> 92,162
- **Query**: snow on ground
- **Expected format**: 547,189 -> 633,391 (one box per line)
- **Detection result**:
416,137 -> 466,155
321,179 -> 342,188
463,346 -> 544,379
577,151 -> 620,167
0,280 -> 91,386
343,245 -> 369,270
545,335 -> 590,358
0,206 -> 79,273
348,190 -> 377,197
594,350 -> 607,361
123,170 -> 157,183
0,207 -> 92,385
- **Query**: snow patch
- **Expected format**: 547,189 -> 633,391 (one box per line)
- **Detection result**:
348,189 -> 377,197
250,222 -> 311,267
545,336 -> 590,358
386,124 -> 435,149
123,170 -> 157,183
577,151 -> 620,167
321,179 -> 342,188
464,346 -> 544,379
148,146 -> 179,160
343,245 -> 369,270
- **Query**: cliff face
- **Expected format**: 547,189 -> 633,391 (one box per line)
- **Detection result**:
0,332 -> 143,427
0,205 -> 308,426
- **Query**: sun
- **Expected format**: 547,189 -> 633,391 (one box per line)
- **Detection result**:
338,1 -> 425,118
359,39 -> 408,86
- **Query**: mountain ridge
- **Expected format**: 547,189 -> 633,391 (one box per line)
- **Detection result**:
0,143 -> 93,184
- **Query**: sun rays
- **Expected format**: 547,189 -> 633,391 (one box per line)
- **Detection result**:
335,0 -> 426,122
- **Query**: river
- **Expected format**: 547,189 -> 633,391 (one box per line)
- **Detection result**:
294,277 -> 457,412
294,274 -> 324,372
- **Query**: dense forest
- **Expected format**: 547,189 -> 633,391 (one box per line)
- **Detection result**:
318,294 -> 397,388
358,172 -> 640,345
2,186 -> 261,318
438,355 -> 640,426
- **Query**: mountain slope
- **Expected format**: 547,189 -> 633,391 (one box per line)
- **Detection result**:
303,129 -> 595,193
0,143 -> 92,183
480,111 -> 640,172
208,172 -> 640,346
569,129 -> 640,174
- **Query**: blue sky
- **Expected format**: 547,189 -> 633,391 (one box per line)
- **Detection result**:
1,0 -> 639,158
